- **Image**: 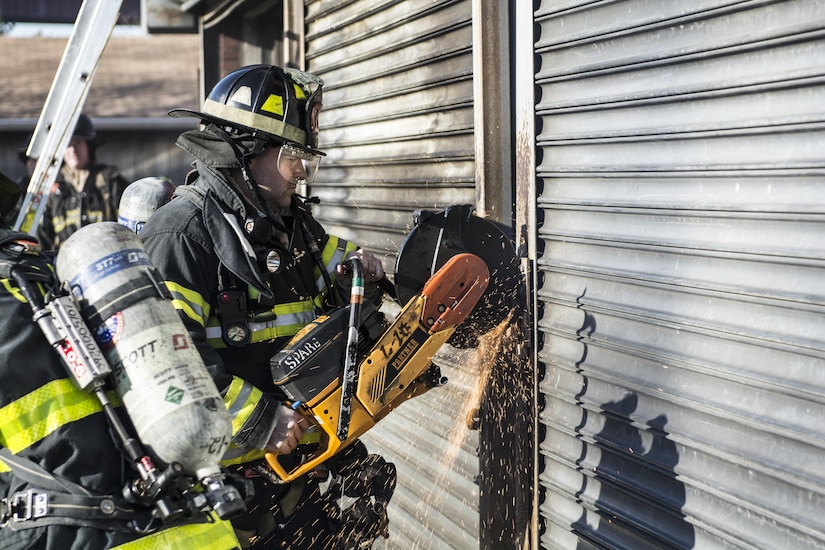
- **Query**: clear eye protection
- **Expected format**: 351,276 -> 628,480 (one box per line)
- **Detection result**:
277,143 -> 321,184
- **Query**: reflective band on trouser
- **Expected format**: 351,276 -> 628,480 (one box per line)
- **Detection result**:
111,514 -> 239,550
165,280 -> 210,327
0,378 -> 102,453
205,307 -> 316,349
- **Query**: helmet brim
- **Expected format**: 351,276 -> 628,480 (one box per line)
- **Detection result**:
168,107 -> 326,157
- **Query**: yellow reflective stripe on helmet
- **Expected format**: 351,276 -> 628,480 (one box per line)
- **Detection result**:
224,377 -> 264,438
165,281 -> 210,327
0,379 -> 101,453
111,513 -> 239,549
203,98 -> 306,146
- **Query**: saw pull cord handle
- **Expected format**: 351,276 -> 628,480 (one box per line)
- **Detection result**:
338,257 -> 364,441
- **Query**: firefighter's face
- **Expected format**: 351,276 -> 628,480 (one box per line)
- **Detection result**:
249,145 -> 307,210
64,137 -> 90,170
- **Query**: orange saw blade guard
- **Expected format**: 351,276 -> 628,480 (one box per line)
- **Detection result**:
420,253 -> 490,333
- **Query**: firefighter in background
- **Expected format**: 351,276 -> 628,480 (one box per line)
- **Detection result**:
139,65 -> 394,548
5,132 -> 37,224
117,176 -> 176,235
0,169 -> 242,549
37,113 -> 130,251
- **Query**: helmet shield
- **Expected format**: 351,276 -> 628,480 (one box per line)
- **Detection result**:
170,65 -> 325,156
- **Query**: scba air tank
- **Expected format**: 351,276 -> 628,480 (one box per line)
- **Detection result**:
55,222 -> 231,482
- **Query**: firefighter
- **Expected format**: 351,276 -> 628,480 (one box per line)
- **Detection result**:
6,132 -> 36,224
0,169 -> 242,549
139,64 -> 395,549
117,176 -> 176,235
37,113 -> 130,251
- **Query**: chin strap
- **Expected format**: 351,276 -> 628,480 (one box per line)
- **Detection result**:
207,124 -> 289,233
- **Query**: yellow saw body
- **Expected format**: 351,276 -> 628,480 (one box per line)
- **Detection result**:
266,205 -> 520,482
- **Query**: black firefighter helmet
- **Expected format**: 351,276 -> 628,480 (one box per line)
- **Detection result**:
169,64 -> 324,156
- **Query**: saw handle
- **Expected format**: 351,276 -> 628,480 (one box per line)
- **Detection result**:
264,411 -> 342,482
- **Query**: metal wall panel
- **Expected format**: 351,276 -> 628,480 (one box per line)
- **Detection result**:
534,0 -> 825,548
303,1 -> 480,548
304,0 -> 476,266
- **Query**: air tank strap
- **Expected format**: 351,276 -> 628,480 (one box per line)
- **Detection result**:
0,448 -> 151,533
77,266 -> 173,328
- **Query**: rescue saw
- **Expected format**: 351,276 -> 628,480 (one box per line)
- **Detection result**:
267,204 -> 520,481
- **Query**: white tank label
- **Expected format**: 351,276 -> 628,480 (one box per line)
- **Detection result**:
110,323 -> 219,428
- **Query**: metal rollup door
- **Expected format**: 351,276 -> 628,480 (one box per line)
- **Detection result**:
533,1 -> 825,548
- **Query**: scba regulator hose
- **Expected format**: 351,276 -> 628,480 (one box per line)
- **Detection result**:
55,222 -> 231,481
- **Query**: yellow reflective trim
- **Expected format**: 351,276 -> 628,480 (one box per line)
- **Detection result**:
205,300 -> 317,349
321,235 -> 353,267
261,94 -> 285,116
207,320 -> 309,349
52,208 -> 106,234
316,236 -> 356,289
272,300 -> 314,316
111,514 -> 239,550
0,379 -> 102,453
1,277 -> 26,302
203,99 -> 305,145
2,275 -> 53,304
165,281 -> 210,327
220,443 -> 266,466
0,458 -> 9,473
224,377 -> 264,436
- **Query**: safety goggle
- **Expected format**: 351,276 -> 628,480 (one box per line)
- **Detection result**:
277,143 -> 321,184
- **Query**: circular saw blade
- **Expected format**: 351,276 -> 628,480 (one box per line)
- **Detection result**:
394,205 -> 520,348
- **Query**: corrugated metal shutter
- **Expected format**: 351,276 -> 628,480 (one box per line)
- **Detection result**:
304,0 -> 476,266
534,1 -> 825,549
303,1 -> 480,548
